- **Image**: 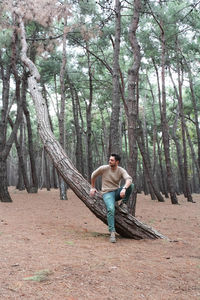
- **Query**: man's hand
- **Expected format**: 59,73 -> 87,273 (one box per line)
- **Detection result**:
120,188 -> 126,198
90,188 -> 97,197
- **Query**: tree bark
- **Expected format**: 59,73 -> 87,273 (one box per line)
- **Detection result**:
137,120 -> 165,202
22,72 -> 38,192
0,58 -> 12,202
58,17 -> 68,199
109,0 -> 121,155
169,63 -> 193,201
159,16 -> 178,204
125,0 -> 141,215
18,15 -> 167,240
171,108 -> 184,194
151,61 -> 168,198
85,43 -> 93,181
0,29 -> 23,202
184,59 -> 200,171
8,117 -> 30,192
185,124 -> 200,189
68,78 -> 84,175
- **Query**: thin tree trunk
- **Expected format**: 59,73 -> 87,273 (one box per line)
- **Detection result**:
100,108 -> 109,163
8,117 -> 30,192
168,60 -> 193,202
18,14 -> 167,240
109,0 -> 121,155
151,60 -> 168,197
0,58 -> 12,202
0,30 -> 23,202
159,16 -> 178,204
86,43 -> 93,181
68,79 -> 84,174
22,72 -> 38,192
185,125 -> 200,188
137,120 -> 165,202
58,17 -> 68,199
184,59 -> 200,171
42,84 -> 58,189
126,0 -> 141,215
171,109 -> 184,194
44,150 -> 51,191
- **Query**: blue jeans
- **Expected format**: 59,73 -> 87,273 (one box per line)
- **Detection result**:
102,184 -> 134,232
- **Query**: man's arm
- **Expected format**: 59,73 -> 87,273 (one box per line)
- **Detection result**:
89,166 -> 103,197
120,168 -> 132,198
90,176 -> 97,197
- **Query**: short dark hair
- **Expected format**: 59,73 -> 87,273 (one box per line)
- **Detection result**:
110,153 -> 121,163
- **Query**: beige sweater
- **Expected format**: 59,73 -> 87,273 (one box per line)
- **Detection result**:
91,165 -> 132,194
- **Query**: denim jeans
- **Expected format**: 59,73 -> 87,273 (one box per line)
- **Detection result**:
102,184 -> 134,232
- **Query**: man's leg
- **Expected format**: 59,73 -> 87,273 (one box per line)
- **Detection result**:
103,191 -> 116,243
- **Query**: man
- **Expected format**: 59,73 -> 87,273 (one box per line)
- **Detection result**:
90,154 -> 134,243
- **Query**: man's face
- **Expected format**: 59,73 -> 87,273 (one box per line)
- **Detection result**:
109,156 -> 119,168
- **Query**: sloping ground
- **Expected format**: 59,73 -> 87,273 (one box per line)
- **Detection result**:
0,187 -> 199,300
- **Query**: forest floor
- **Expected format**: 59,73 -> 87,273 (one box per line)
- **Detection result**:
0,187 -> 199,300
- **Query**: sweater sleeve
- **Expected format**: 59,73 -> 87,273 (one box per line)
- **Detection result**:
91,165 -> 106,180
120,167 -> 132,182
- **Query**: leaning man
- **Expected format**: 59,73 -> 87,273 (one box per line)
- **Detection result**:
90,153 -> 134,243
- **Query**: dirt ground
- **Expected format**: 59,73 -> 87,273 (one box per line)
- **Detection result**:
0,188 -> 199,300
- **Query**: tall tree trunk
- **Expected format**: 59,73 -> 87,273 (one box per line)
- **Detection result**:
146,72 -> 168,197
18,15 -> 167,240
184,59 -> 200,171
159,17 -> 178,204
169,62 -> 193,202
0,158 -> 12,202
44,150 -> 51,191
185,124 -> 200,188
109,0 -> 121,155
68,78 -> 84,174
0,59 -> 12,202
8,117 -> 30,192
171,108 -> 184,194
0,30 -> 23,202
137,120 -> 165,202
86,43 -> 93,181
22,72 -> 38,192
58,17 -> 68,200
126,0 -> 141,215
42,84 -> 58,189
100,108 -> 109,163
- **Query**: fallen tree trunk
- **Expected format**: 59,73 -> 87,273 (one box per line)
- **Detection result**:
19,16 -> 167,240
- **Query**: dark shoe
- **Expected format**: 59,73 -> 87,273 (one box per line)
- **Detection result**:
119,202 -> 128,213
110,231 -> 116,243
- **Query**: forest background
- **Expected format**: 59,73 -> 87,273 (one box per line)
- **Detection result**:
0,0 -> 200,210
